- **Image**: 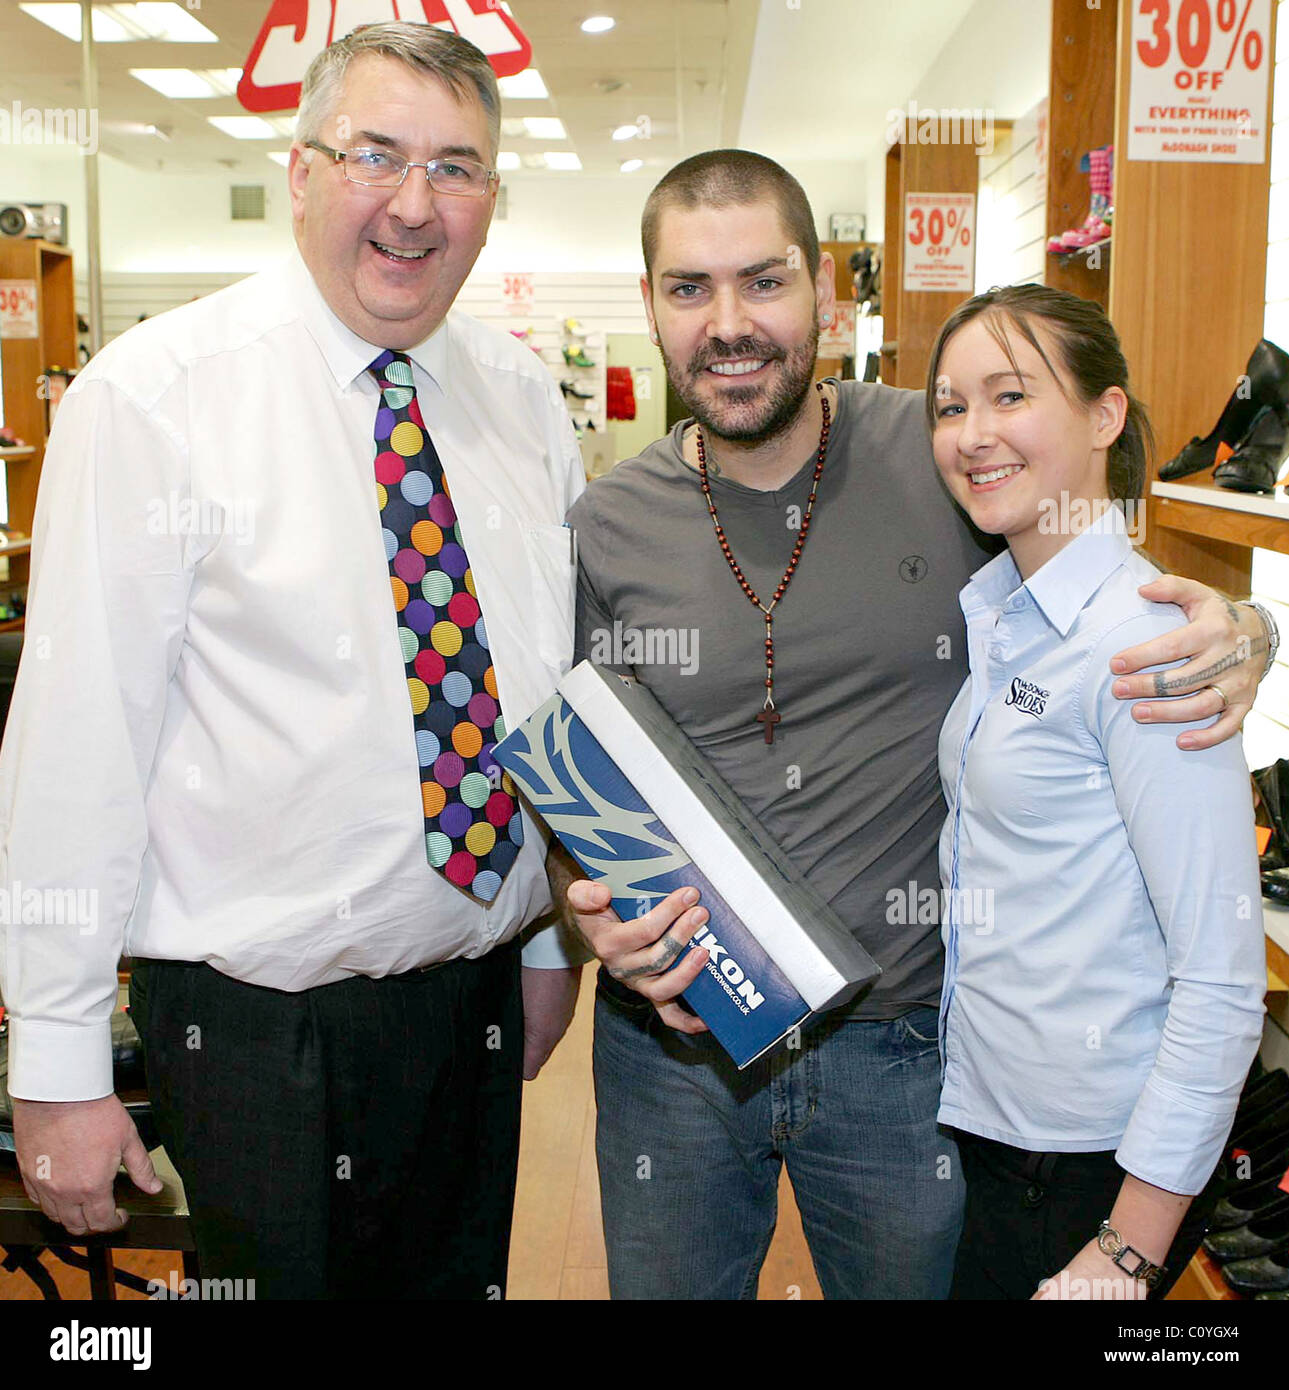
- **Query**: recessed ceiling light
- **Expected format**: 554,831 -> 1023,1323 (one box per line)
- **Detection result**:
612,124 -> 639,142
523,117 -> 567,140
208,115 -> 283,140
497,69 -> 549,100
581,16 -> 615,34
267,151 -> 291,167
544,152 -> 583,171
496,151 -> 521,171
130,67 -> 241,99
620,158 -> 643,173
21,2 -> 217,42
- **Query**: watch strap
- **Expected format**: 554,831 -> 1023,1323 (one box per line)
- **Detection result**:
1097,1220 -> 1166,1290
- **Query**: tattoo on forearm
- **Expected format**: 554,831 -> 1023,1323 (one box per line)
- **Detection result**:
1151,638 -> 1266,696
613,933 -> 686,982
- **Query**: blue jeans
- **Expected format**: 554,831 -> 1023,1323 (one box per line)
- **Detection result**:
593,973 -> 964,1299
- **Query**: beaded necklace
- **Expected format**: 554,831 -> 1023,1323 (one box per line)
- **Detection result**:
695,382 -> 832,745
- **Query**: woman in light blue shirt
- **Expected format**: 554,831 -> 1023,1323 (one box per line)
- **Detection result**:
927,284 -> 1266,1300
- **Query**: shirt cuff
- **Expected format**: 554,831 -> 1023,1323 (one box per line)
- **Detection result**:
520,914 -> 596,969
1114,1080 -> 1237,1197
7,1017 -> 115,1102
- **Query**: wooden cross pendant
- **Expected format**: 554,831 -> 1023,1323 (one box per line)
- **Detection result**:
756,707 -> 781,745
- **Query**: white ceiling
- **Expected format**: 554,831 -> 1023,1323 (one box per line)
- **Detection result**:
738,0 -> 979,164
0,0 -> 760,176
0,0 -> 988,181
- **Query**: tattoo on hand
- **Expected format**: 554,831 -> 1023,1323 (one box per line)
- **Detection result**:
613,933 -> 686,982
1151,639 -> 1265,697
1222,598 -> 1241,626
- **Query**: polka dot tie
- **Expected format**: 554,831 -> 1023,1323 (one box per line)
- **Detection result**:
368,350 -> 522,904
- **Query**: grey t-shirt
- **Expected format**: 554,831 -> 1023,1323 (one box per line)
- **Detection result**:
569,380 -> 999,1017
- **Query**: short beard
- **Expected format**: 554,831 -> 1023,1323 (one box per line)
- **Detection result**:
663,321 -> 821,445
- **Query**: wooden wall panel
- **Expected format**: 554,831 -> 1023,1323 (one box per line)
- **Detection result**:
1046,0 -> 1119,306
1109,3 -> 1276,592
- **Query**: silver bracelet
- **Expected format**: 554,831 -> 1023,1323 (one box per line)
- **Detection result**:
1245,599 -> 1280,680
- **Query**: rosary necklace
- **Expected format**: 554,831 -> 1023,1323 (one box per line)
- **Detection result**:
696,382 -> 831,745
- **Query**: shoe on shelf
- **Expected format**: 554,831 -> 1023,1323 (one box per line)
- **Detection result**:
1229,1097 -> 1289,1160
1213,405 -> 1289,494
1047,145 -> 1114,254
560,379 -> 596,400
1255,759 -> 1289,871
1235,1069 -> 1289,1126
563,346 -> 596,368
1202,1194 -> 1289,1262
1221,1241 -> 1289,1294
564,317 -> 588,338
1161,338 -> 1289,480
1210,1169 -> 1289,1233
1264,869 -> 1289,906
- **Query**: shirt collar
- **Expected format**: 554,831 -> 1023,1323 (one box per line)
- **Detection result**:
962,502 -> 1134,637
285,249 -> 450,393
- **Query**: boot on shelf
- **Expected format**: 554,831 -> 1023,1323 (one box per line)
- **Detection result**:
1213,405 -> 1289,494
1047,145 -> 1113,254
1160,338 -> 1289,480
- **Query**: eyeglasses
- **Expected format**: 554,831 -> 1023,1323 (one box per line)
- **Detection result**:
304,140 -> 497,197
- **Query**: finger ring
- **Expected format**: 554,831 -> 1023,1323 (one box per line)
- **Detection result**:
1208,682 -> 1230,710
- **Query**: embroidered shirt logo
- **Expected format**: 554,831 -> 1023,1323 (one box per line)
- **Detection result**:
1004,677 -> 1050,718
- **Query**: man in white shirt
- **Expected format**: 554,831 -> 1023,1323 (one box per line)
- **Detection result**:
0,24 -> 584,1298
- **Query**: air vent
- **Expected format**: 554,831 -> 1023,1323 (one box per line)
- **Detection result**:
230,185 -> 265,221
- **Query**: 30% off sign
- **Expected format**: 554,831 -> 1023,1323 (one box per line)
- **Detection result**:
903,193 -> 976,294
1129,0 -> 1270,162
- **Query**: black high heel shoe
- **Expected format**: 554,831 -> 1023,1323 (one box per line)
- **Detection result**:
1160,338 -> 1289,480
1254,759 -> 1289,872
1214,405 -> 1289,494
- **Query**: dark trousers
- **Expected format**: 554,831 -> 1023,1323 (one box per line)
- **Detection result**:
950,1130 -> 1221,1300
129,941 -> 523,1300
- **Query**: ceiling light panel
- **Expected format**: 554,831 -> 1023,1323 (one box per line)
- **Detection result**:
21,2 -> 218,41
497,69 -> 549,100
130,68 -> 242,98
523,117 -> 567,140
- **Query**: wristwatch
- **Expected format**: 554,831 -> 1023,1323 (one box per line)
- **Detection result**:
1097,1221 -> 1166,1290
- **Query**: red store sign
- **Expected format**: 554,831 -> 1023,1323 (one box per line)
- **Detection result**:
239,0 -> 533,113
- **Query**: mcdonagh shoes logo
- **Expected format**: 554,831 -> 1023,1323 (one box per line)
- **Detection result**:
1005,677 -> 1050,718
239,0 -> 533,112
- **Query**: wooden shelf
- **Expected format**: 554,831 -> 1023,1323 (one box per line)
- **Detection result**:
1169,1247 -> 1244,1301
1150,478 -> 1289,556
0,446 -> 34,461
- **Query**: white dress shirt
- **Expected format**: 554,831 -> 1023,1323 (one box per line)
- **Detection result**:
937,506 -> 1265,1195
0,251 -> 586,1101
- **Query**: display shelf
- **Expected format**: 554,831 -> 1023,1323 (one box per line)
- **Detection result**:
0,239 -> 75,595
1169,1247 -> 1244,1301
1267,902 -> 1289,982
1149,477 -> 1289,557
0,446 -> 35,461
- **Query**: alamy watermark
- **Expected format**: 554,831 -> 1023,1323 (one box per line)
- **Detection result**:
0,881 -> 97,935
0,101 -> 98,154
146,493 -> 257,546
1038,493 -> 1146,542
886,100 -> 995,155
885,880 -> 995,935
589,622 -> 700,676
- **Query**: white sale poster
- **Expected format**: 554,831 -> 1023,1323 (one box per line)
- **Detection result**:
1127,0 -> 1271,163
903,193 -> 976,294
